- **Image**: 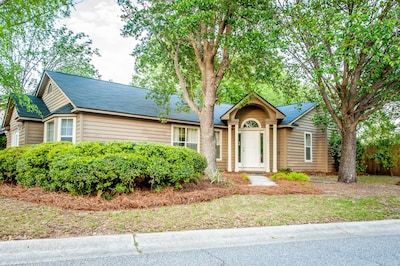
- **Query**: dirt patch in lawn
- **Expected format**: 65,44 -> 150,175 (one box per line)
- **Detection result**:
0,173 -> 321,211
313,181 -> 400,198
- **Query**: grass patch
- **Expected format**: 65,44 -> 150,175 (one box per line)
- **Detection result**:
310,175 -> 400,184
1,193 -> 399,240
358,175 -> 400,184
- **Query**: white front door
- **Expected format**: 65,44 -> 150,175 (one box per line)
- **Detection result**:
241,130 -> 261,168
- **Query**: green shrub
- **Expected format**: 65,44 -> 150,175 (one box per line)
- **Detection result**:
8,141 -> 207,198
73,141 -> 110,157
0,147 -> 29,183
49,153 -> 143,197
270,171 -> 310,182
48,154 -> 96,193
0,135 -> 6,150
270,172 -> 288,181
288,172 -> 310,182
278,168 -> 292,174
15,142 -> 71,188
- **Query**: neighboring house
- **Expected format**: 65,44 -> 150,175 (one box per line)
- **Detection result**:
2,70 -> 335,173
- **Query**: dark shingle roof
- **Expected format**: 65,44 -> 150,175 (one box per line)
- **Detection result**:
45,70 -> 232,125
51,103 -> 74,115
276,102 -> 316,125
27,70 -> 315,126
14,94 -> 50,119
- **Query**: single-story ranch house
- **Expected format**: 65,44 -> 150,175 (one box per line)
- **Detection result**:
2,70 -> 335,173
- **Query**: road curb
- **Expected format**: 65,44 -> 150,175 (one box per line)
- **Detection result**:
0,234 -> 136,265
135,219 -> 400,253
1,220 -> 399,264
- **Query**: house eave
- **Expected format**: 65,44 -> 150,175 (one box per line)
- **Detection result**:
17,117 -> 43,122
72,107 -> 228,128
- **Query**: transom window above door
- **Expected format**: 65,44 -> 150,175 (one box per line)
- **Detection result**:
242,119 -> 260,128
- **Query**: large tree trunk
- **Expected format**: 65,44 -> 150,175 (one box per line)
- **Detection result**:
199,67 -> 218,176
338,125 -> 357,183
200,107 -> 216,176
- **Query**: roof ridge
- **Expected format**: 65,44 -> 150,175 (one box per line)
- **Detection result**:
45,69 -> 150,91
276,101 -> 315,108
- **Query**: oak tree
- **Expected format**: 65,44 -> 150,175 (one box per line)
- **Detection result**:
277,0 -> 400,182
119,0 -> 278,174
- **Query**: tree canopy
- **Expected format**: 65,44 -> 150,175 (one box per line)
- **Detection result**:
276,0 -> 400,182
119,0 -> 287,173
0,0 -> 100,107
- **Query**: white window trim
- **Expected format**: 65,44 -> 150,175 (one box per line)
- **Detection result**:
304,132 -> 313,162
171,125 -> 200,152
241,118 -> 261,129
215,129 -> 222,161
57,117 -> 76,143
44,119 -> 55,143
11,131 -> 19,147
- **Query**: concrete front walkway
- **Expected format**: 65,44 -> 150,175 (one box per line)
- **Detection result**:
248,175 -> 276,186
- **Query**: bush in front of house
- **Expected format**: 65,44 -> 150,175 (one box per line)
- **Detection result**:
48,153 -> 142,198
15,142 -> 73,188
0,146 -> 29,183
1,141 -> 207,198
270,171 -> 310,182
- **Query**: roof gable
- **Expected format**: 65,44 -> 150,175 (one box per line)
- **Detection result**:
220,92 -> 286,121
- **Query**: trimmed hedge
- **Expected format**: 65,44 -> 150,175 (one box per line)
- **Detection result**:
0,146 -> 29,183
0,141 -> 207,198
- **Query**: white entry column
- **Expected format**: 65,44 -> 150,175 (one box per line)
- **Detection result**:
264,124 -> 270,173
234,121 -> 239,172
228,123 -> 232,172
273,123 -> 278,172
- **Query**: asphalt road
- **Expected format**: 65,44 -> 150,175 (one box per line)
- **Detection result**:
1,220 -> 399,266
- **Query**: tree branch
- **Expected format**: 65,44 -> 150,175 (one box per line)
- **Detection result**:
173,41 -> 200,116
188,33 -> 205,73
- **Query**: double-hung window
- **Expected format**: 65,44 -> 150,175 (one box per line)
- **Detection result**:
45,117 -> 75,143
45,121 -> 55,142
60,118 -> 74,142
304,132 -> 312,162
11,131 -> 19,147
173,126 -> 199,151
215,130 -> 222,160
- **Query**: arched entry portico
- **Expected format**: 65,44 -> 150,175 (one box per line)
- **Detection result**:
221,93 -> 284,173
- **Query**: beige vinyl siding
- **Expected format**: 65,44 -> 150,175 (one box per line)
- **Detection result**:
81,113 -> 171,143
8,109 -> 23,147
42,81 -> 70,113
6,132 -> 10,148
25,122 -> 44,144
76,114 -> 82,142
284,110 -> 328,172
216,128 -> 228,170
235,106 -> 270,127
278,128 -> 288,170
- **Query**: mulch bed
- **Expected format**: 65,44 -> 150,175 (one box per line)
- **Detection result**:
0,173 -> 322,211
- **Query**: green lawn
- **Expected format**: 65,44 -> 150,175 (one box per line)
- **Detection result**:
1,175 -> 399,241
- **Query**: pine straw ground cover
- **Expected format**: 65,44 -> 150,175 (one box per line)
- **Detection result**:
0,173 -> 399,241
0,173 -> 320,211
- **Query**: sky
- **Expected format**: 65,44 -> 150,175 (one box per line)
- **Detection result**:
62,0 -> 136,84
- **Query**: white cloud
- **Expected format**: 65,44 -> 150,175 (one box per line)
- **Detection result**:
61,0 -> 137,84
